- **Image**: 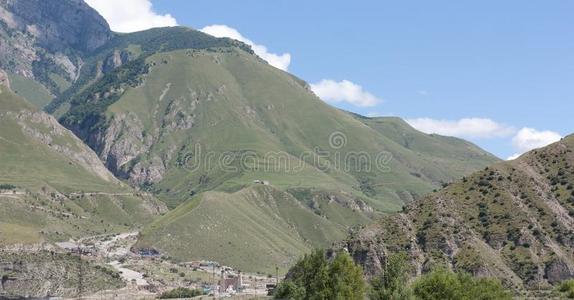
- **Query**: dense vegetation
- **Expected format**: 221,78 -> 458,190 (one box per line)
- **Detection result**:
274,250 -> 365,300
559,280 -> 574,299
275,251 -> 512,300
60,57 -> 149,133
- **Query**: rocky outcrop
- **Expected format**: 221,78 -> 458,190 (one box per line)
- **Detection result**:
0,251 -> 124,298
0,68 -> 8,88
0,0 -> 111,53
102,50 -> 131,73
0,0 -> 112,93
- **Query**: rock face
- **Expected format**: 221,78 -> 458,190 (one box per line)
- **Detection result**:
0,0 -> 111,52
344,135 -> 574,291
0,68 -> 9,87
0,0 -> 112,93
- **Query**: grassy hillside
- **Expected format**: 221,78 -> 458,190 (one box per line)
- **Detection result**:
351,115 -> 501,182
136,185 -> 369,274
345,135 -> 574,293
0,86 -> 165,245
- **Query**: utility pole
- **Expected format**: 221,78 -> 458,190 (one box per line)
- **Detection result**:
77,247 -> 84,300
275,266 -> 279,286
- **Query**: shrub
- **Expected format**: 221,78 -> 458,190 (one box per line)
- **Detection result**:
159,287 -> 203,299
412,268 -> 512,300
559,280 -> 574,299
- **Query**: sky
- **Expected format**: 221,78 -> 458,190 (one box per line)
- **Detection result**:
84,0 -> 574,159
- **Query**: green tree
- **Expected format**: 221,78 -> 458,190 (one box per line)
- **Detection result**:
328,251 -> 365,300
369,253 -> 414,300
274,249 -> 365,300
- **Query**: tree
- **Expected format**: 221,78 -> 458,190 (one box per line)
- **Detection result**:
369,253 -> 414,300
274,249 -> 365,300
328,250 -> 365,300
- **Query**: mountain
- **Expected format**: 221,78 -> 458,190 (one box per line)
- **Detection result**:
48,30 -> 499,212
0,84 -> 165,245
344,135 -> 574,292
0,0 -> 501,274
0,0 -> 112,107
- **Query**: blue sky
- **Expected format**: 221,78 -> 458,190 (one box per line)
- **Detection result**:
85,0 -> 573,159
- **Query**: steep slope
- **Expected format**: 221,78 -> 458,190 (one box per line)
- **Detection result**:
136,185 -> 366,273
344,135 -> 574,292
0,85 -> 165,245
0,0 -> 112,102
351,115 -> 501,182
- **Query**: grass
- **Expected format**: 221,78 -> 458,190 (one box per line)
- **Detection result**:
6,73 -> 53,108
137,185 -> 350,274
0,87 -> 163,245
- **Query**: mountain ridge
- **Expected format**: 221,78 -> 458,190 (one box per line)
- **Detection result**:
344,135 -> 574,292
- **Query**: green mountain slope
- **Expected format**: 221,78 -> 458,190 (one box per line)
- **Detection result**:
0,85 -> 165,245
351,115 -> 501,182
344,135 -> 574,292
54,42 -> 499,211
136,185 -> 365,273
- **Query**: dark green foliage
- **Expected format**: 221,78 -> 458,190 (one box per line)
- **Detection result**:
0,184 -> 16,190
159,287 -> 203,299
370,253 -> 414,300
59,57 -> 148,133
274,250 -> 365,300
411,269 -> 512,300
558,279 -> 574,298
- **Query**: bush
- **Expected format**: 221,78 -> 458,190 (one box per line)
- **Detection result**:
159,287 -> 203,299
412,268 -> 512,300
558,280 -> 574,299
0,184 -> 16,190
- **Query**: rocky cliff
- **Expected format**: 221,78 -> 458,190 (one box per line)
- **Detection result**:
0,0 -> 112,94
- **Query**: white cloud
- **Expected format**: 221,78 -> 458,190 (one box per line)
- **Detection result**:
507,128 -> 562,159
200,25 -> 291,71
406,118 -> 516,139
507,153 -> 522,160
310,80 -> 381,107
84,0 -> 178,33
